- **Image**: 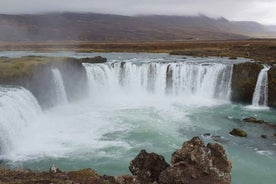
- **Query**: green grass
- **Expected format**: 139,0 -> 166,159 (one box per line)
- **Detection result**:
0,56 -> 70,81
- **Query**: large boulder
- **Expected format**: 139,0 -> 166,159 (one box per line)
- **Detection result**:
129,150 -> 170,183
268,65 -> 276,107
231,62 -> 263,103
159,137 -> 232,184
229,128 -> 247,137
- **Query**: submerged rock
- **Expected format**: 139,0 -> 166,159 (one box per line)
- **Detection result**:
159,137 -> 232,184
243,117 -> 265,124
242,117 -> 276,130
261,134 -> 268,139
211,135 -> 229,143
229,128 -> 247,137
129,149 -> 169,183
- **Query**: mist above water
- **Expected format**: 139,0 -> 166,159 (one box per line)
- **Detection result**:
0,52 -> 275,184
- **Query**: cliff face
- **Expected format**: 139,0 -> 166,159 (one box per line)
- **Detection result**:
268,65 -> 276,107
231,62 -> 263,104
1,57 -> 276,107
0,57 -> 88,108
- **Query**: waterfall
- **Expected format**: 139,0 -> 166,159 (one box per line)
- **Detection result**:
0,87 -> 41,155
252,65 -> 270,107
84,62 -> 233,101
51,68 -> 68,105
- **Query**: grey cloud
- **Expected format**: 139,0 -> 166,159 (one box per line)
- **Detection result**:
0,0 -> 275,24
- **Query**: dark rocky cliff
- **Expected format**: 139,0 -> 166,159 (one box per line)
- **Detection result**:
231,62 -> 263,104
0,57 -> 88,108
268,65 -> 276,107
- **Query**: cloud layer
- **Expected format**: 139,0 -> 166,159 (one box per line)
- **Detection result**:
0,0 -> 276,24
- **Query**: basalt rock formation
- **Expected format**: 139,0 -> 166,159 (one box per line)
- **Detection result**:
268,65 -> 276,106
231,62 -> 263,103
0,56 -> 92,108
159,137 -> 232,184
79,56 -> 107,63
129,150 -> 169,183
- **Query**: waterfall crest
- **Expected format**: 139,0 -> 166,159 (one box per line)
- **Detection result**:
84,62 -> 233,101
252,65 -> 270,107
0,87 -> 41,155
51,68 -> 68,105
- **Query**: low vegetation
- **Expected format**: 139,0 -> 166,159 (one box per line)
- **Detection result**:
0,56 -> 48,82
1,39 -> 276,63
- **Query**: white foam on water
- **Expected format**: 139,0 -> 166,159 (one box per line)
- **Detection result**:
252,65 -> 270,107
0,87 -> 41,157
84,61 -> 233,106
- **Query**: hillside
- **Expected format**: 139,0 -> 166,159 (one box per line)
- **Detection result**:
0,13 -> 275,42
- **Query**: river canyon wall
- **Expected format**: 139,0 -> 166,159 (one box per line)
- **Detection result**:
0,56 -> 276,107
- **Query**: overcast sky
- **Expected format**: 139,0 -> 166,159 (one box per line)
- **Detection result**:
0,0 -> 276,25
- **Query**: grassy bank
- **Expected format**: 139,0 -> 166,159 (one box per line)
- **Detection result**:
1,39 -> 276,63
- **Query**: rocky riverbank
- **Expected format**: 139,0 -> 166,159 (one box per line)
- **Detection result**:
0,137 -> 232,184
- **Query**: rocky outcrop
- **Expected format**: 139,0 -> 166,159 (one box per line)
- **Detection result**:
79,56 -> 107,63
0,137 -> 232,184
268,65 -> 276,107
229,128 -> 247,137
129,150 -> 169,183
242,117 -> 276,129
159,137 -> 231,184
0,56 -> 88,108
231,62 -> 263,103
243,117 -> 265,124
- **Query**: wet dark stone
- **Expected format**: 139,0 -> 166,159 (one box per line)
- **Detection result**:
129,149 -> 169,183
159,137 -> 232,184
229,128 -> 247,137
261,134 -> 268,139
243,117 -> 265,124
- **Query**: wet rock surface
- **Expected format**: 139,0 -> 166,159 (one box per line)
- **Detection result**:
242,117 -> 276,129
129,149 -> 169,183
0,137 -> 232,184
268,65 -> 276,107
159,137 -> 231,184
243,117 -> 265,124
231,62 -> 263,104
230,128 -> 248,137
79,56 -> 107,63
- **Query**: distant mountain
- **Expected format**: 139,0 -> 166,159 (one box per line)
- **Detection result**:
0,13 -> 275,42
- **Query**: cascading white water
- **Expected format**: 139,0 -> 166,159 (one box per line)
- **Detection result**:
84,62 -> 233,101
51,68 -> 68,105
0,87 -> 41,155
169,63 -> 233,99
252,65 -> 270,107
